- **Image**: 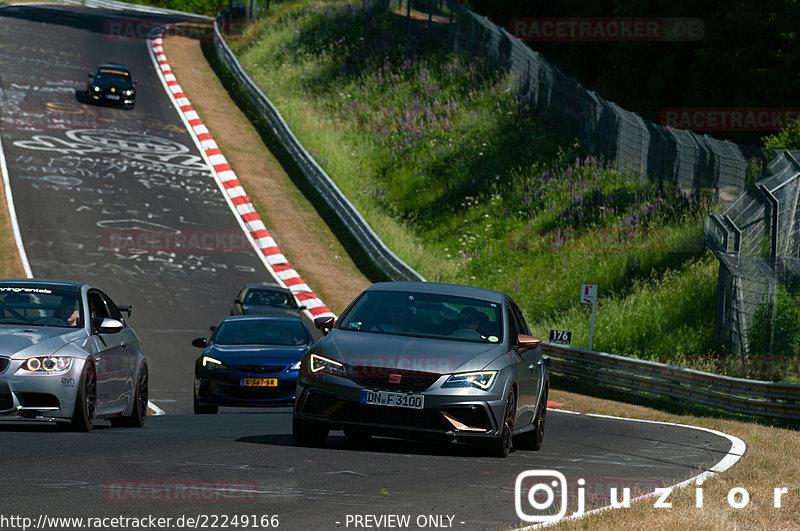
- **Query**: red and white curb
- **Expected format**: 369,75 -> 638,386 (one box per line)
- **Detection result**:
148,29 -> 335,319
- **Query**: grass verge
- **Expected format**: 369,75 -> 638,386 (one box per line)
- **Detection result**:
544,389 -> 799,530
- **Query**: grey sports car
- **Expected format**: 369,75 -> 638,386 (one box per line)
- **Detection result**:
0,279 -> 148,431
293,281 -> 548,457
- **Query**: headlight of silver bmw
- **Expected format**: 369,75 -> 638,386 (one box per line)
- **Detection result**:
17,356 -> 73,374
442,371 -> 497,390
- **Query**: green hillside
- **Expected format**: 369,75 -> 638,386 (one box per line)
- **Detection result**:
226,0 -> 741,374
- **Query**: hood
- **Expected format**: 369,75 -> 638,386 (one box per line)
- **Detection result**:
91,78 -> 133,91
205,344 -> 308,366
241,304 -> 301,317
1,326 -> 87,359
312,330 -> 506,374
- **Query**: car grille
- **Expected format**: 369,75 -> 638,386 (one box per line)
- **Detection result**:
301,392 -> 450,431
350,366 -> 441,392
334,402 -> 450,430
0,357 -> 8,374
215,381 -> 295,400
233,365 -> 287,374
18,393 -> 59,409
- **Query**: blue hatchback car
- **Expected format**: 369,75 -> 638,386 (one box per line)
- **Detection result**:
192,315 -> 313,413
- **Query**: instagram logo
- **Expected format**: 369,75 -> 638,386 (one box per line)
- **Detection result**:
515,470 -> 585,523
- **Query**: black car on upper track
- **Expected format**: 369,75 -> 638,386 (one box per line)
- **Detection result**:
230,284 -> 306,318
86,63 -> 137,109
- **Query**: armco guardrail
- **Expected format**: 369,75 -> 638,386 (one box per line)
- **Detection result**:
211,20 -> 425,282
542,343 -> 800,425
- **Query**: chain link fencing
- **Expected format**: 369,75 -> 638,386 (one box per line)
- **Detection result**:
705,151 -> 800,356
379,0 -> 763,200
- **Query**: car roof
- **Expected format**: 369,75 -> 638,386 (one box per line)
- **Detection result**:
241,284 -> 293,293
97,63 -> 130,71
365,281 -> 507,304
219,315 -> 307,324
0,278 -> 85,292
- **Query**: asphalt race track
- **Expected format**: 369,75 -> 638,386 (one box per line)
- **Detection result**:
0,5 -> 740,529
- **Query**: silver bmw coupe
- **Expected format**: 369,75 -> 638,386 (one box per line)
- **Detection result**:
0,279 -> 147,431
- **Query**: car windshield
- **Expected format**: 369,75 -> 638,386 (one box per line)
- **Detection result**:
244,289 -> 295,308
0,286 -> 83,328
337,290 -> 503,343
214,320 -> 309,346
96,69 -> 131,85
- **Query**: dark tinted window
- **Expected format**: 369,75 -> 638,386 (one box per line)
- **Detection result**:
214,320 -> 310,346
244,289 -> 296,308
338,290 -> 502,343
0,286 -> 83,328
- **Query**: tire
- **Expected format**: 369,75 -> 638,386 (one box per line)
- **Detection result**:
514,386 -> 547,451
71,359 -> 97,432
489,388 -> 516,458
293,415 -> 329,446
110,363 -> 148,428
193,395 -> 218,414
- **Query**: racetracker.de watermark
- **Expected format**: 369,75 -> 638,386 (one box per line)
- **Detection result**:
102,19 -> 245,42
0,107 -> 101,131
104,480 -> 259,503
661,108 -> 800,132
103,229 -> 252,254
508,17 -> 703,42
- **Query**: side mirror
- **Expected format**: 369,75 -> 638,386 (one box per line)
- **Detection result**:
234,298 -> 242,304
314,316 -> 335,336
517,334 -> 542,352
98,318 -> 124,334
88,72 -> 94,78
209,325 -> 216,332
192,337 -> 208,348
117,305 -> 132,317
133,79 -> 139,85
299,305 -> 307,311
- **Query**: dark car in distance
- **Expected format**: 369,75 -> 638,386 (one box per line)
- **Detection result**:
87,63 -> 137,109
192,315 -> 313,413
230,284 -> 305,318
293,281 -> 549,457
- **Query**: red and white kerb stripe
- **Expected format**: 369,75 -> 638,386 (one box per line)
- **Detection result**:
150,32 -> 335,319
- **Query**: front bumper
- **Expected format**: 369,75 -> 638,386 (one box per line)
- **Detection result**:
194,374 -> 297,407
294,373 -> 509,442
0,357 -> 85,421
88,90 -> 134,106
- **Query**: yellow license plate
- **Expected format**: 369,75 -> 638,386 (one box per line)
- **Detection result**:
240,378 -> 278,387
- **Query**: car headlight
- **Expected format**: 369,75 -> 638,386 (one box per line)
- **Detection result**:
309,354 -> 346,377
92,86 -> 101,92
202,356 -> 228,370
442,371 -> 497,390
123,89 -> 134,96
18,356 -> 73,374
